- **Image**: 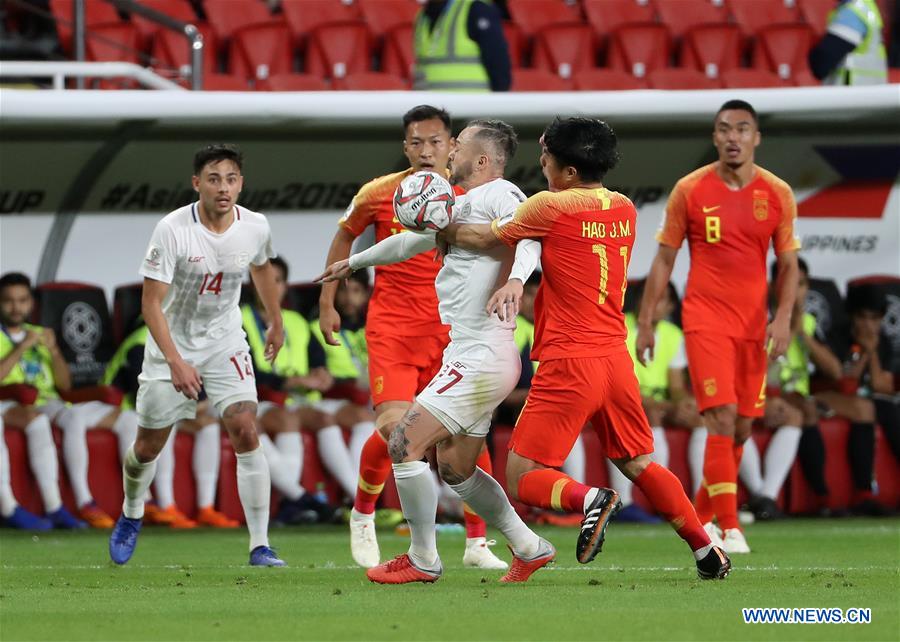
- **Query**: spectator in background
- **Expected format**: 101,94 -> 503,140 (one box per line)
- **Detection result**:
102,322 -> 237,528
414,0 -> 511,92
809,0 -> 887,85
0,271 -> 131,529
242,257 -> 351,521
815,285 -> 897,514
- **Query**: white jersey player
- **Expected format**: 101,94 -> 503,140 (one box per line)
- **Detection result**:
109,144 -> 287,567
318,121 -> 555,585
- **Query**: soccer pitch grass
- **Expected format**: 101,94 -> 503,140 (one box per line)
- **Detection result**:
1,520 -> 898,642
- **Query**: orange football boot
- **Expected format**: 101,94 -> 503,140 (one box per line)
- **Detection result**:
78,503 -> 114,529
367,554 -> 441,584
196,506 -> 240,528
499,538 -> 556,583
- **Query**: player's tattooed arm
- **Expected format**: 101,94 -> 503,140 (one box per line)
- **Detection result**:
387,411 -> 418,463
440,223 -> 501,250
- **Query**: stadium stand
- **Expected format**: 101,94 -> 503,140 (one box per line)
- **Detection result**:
572,68 -> 647,90
727,0 -> 801,41
256,72 -> 331,91
511,68 -> 574,90
753,23 -> 818,85
151,23 -> 218,78
333,71 -> 409,89
583,0 -> 657,45
501,22 -> 525,68
229,21 -> 294,81
356,0 -> 421,39
304,21 -> 373,79
531,23 -> 596,78
202,0 -> 272,42
680,23 -> 742,79
652,0 -> 729,41
607,22 -> 671,78
381,23 -> 415,81
647,66 -> 719,89
49,0 -> 122,54
506,0 -> 583,38
128,0 -> 197,49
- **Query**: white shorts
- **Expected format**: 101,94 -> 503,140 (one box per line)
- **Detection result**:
416,338 -> 521,438
136,342 -> 257,429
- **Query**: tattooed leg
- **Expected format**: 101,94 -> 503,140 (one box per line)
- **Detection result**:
221,400 -> 260,454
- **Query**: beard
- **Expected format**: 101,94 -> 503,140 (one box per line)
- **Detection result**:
449,159 -> 473,186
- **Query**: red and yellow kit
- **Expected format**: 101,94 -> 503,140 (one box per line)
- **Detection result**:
493,187 -> 653,466
657,162 -> 800,415
339,169 -> 450,406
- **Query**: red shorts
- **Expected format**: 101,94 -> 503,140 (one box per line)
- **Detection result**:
366,329 -> 449,407
509,351 -> 653,468
684,332 -> 767,417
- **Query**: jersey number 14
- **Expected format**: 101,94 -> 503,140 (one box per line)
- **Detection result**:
199,272 -> 223,295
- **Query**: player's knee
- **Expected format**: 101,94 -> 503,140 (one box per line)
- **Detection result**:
387,428 -> 419,464
615,455 -> 650,481
133,434 -> 165,463
437,460 -> 474,486
703,405 -> 737,434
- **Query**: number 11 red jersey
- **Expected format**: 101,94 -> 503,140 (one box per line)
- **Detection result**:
492,187 -> 637,361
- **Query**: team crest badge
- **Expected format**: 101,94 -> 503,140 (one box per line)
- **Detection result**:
374,376 -> 384,395
234,252 -> 250,268
703,378 -> 717,397
752,190 -> 768,221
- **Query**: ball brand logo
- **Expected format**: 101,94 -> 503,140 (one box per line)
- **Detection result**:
62,302 -> 101,354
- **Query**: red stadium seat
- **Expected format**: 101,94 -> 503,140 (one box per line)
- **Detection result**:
607,22 -> 671,77
381,23 -> 415,80
728,0 -> 800,39
257,72 -> 331,91
128,0 -> 198,49
889,68 -> 900,84
573,68 -> 648,89
280,0 -> 362,43
229,21 -> 294,80
356,0 -> 420,38
85,22 -> 141,63
798,0 -> 835,38
652,0 -> 728,40
151,22 -> 218,77
507,0 -> 583,38
721,68 -> 786,88
531,24 -> 596,79
202,73 -> 250,90
334,71 -> 409,89
305,21 -> 372,79
502,22 -> 526,68
511,68 -> 574,90
647,67 -> 720,88
753,23 -> 816,84
202,0 -> 271,41
49,0 -> 121,54
583,0 -> 657,42
680,23 -> 741,79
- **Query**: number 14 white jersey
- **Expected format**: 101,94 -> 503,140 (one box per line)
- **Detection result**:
139,202 -> 275,362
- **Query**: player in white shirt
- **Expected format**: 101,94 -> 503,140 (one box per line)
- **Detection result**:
109,145 -> 287,567
318,121 -> 555,584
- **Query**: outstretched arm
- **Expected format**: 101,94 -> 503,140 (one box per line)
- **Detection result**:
440,222 -> 500,251
316,232 -> 436,283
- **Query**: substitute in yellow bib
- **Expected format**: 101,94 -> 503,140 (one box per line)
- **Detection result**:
809,0 -> 887,85
414,0 -> 511,91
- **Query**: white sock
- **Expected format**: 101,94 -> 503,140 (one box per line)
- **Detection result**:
349,421 -> 374,477
259,434 -> 304,501
0,421 -> 18,517
583,487 -> 599,513
122,445 -> 157,519
56,406 -> 92,507
393,460 -> 439,570
606,460 -> 633,506
688,428 -> 707,496
193,422 -> 220,508
761,425 -> 802,500
650,427 -> 669,468
235,447 -> 271,551
561,434 -> 586,484
25,415 -> 61,512
739,438 -> 764,496
153,429 -> 176,508
274,432 -> 303,488
316,425 -> 357,498
450,466 -> 540,559
439,478 -> 463,517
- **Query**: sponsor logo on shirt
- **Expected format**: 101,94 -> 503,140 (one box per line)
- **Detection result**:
188,256 -> 204,263
701,205 -> 721,214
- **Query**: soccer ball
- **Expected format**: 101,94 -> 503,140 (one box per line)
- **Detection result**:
392,171 -> 455,231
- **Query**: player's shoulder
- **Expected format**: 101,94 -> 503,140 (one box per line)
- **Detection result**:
754,166 -> 794,200
477,178 -> 527,206
158,203 -> 195,228
234,204 -> 270,228
357,169 -> 414,201
604,188 -> 636,212
674,163 -> 717,194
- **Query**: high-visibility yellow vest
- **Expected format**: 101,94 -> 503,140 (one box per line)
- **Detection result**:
825,0 -> 887,85
414,0 -> 491,91
624,313 -> 684,401
101,325 -> 148,409
0,323 -> 60,406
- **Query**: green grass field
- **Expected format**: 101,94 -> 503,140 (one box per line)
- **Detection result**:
1,519 -> 898,642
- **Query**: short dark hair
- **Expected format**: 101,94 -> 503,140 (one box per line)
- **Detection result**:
715,100 -> 758,126
0,272 -> 32,296
770,256 -> 808,282
541,117 -> 619,183
847,284 -> 887,317
348,269 -> 370,289
193,144 -> 243,175
270,256 -> 289,281
467,119 -> 518,166
402,105 -> 451,134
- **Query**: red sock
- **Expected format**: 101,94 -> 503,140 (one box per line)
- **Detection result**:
517,468 -> 591,513
733,441 -> 744,467
694,483 -> 714,524
704,434 -> 739,531
462,448 -> 493,538
353,431 -> 391,514
635,462 -> 711,552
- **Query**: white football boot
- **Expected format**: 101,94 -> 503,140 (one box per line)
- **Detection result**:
349,509 -> 380,568
703,521 -> 725,549
723,528 -> 751,554
463,538 -> 509,570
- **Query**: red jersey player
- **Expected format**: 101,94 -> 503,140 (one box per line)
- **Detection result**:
443,117 -> 731,580
319,105 -> 504,570
637,100 -> 800,555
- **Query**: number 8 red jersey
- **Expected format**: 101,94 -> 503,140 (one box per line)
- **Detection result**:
492,187 -> 637,361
